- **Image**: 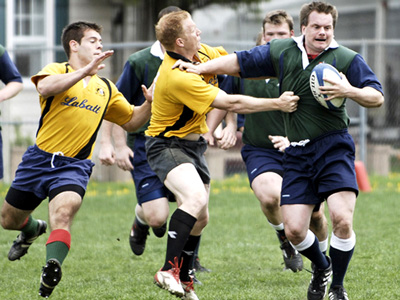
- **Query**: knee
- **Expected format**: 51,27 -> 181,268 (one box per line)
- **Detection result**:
284,225 -> 307,245
331,215 -> 353,237
146,214 -> 169,229
310,210 -> 327,230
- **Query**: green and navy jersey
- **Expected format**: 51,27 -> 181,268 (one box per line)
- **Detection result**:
0,44 -> 22,85
116,41 -> 163,139
236,36 -> 383,142
220,76 -> 285,149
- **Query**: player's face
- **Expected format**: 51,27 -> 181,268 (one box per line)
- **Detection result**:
182,17 -> 201,56
302,11 -> 334,55
263,23 -> 293,43
77,29 -> 103,64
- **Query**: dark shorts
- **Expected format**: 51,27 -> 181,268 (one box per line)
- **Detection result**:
130,134 -> 174,205
145,136 -> 210,184
241,144 -> 283,184
6,145 -> 94,210
281,129 -> 358,207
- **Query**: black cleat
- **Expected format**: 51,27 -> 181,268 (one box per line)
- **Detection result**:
193,256 -> 211,273
39,259 -> 62,298
152,222 -> 167,238
8,220 -> 47,261
307,257 -> 332,300
129,218 -> 149,255
280,238 -> 303,272
328,285 -> 349,300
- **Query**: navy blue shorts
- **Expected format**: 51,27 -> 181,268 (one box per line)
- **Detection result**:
281,129 -> 358,206
130,135 -> 174,205
145,136 -> 210,185
6,145 -> 94,210
241,144 -> 283,184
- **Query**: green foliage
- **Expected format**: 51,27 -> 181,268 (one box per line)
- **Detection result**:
0,173 -> 398,299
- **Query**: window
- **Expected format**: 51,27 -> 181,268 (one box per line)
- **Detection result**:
7,0 -> 55,77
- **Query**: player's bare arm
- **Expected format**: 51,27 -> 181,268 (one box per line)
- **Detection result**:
36,50 -> 114,98
121,84 -> 152,132
0,81 -> 23,102
172,53 -> 241,76
216,112 -> 237,150
98,120 -> 116,166
320,73 -> 384,107
211,89 -> 299,114
112,125 -> 134,171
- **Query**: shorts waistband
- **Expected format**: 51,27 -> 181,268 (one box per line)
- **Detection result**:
291,129 -> 348,147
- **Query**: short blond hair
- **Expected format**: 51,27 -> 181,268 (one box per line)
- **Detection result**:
155,10 -> 190,51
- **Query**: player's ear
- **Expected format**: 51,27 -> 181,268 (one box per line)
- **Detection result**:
176,38 -> 184,48
69,40 -> 79,53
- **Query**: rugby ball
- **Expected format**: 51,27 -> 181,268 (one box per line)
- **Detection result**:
310,63 -> 344,110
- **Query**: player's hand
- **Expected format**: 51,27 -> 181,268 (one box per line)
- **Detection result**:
216,125 -> 237,150
142,82 -> 154,103
203,131 -> 215,146
172,59 -> 201,74
320,72 -> 351,101
84,50 -> 114,76
277,91 -> 299,113
115,145 -> 134,171
98,143 -> 116,165
269,135 -> 290,152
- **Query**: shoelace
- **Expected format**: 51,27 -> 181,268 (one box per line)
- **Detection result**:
167,256 -> 183,280
182,280 -> 194,292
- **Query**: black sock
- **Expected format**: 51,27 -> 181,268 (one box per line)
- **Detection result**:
162,209 -> 197,271
330,245 -> 354,286
276,229 -> 287,244
180,235 -> 201,282
298,236 -> 329,270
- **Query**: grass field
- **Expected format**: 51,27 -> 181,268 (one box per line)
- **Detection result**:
0,173 -> 399,300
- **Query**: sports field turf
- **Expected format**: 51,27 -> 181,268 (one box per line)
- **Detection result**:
0,173 -> 399,299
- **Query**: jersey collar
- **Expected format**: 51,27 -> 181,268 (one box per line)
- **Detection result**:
292,35 -> 339,69
151,40 -> 164,60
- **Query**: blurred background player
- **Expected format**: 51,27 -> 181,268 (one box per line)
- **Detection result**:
0,44 -> 23,180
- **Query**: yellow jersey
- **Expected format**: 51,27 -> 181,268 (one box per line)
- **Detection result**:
31,62 -> 134,159
145,44 -> 226,138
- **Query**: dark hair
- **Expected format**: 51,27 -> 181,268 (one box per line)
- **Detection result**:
158,6 -> 182,21
61,21 -> 102,58
263,10 -> 294,32
299,1 -> 338,31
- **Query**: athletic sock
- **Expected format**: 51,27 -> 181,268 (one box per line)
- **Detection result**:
180,235 -> 201,282
46,229 -> 71,265
330,232 -> 356,286
192,235 -> 201,269
20,215 -> 39,238
162,209 -> 197,271
135,215 -> 149,229
294,230 -> 329,270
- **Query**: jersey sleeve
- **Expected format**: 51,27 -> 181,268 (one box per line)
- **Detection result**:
346,54 -> 384,95
235,44 -> 276,79
0,49 -> 22,84
104,81 -> 134,125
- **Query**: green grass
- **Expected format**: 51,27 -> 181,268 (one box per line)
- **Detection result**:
0,174 -> 399,300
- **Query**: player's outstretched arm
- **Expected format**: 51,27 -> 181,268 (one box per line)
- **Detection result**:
36,50 -> 114,98
121,84 -> 152,132
211,90 -> 299,114
172,53 -> 241,76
